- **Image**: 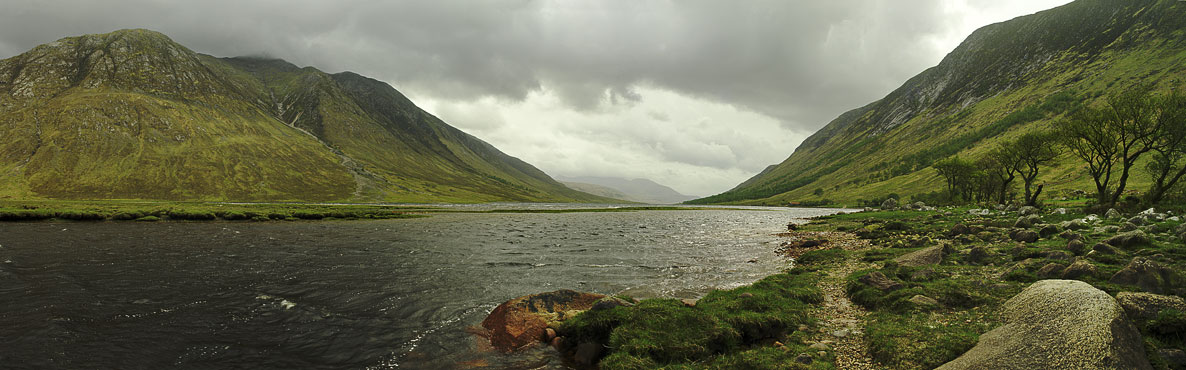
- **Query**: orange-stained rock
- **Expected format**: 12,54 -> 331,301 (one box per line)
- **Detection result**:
481,289 -> 605,352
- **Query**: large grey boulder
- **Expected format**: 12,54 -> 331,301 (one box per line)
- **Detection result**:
881,198 -> 898,210
1019,206 -> 1039,216
1015,215 -> 1042,228
937,280 -> 1152,370
1105,230 -> 1150,249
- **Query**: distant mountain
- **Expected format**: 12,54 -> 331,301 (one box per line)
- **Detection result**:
692,0 -> 1186,205
0,29 -> 610,203
557,176 -> 698,204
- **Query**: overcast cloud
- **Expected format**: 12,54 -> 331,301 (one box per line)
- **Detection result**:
0,0 -> 1072,196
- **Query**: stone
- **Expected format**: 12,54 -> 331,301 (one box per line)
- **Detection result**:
545,328 -> 557,342
1109,257 -> 1182,294
1115,292 -> 1186,322
1038,224 -> 1060,238
1106,208 -> 1122,219
881,198 -> 898,210
481,289 -> 605,352
1059,230 -> 1083,240
1044,250 -> 1073,261
858,271 -> 903,292
680,298 -> 698,307
1014,215 -> 1041,228
969,208 -> 990,216
1061,258 -> 1097,279
1037,263 -> 1064,278
1009,229 -> 1040,243
950,223 -> 972,236
573,342 -> 604,366
895,244 -> 952,267
1119,222 -> 1138,232
909,294 -> 940,307
591,296 -> 634,311
1128,215 -> 1147,226
1105,230 -> 1151,249
1067,239 -> 1087,255
550,336 -> 563,349
1060,219 -> 1089,231
967,246 -> 991,265
1091,243 -> 1118,255
830,329 -> 849,338
1177,223 -> 1186,236
936,280 -> 1153,370
738,292 -> 754,298
1019,206 -> 1039,216
1053,208 -> 1067,215
809,342 -> 830,350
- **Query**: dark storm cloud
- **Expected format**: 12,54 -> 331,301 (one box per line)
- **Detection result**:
1,0 -> 969,129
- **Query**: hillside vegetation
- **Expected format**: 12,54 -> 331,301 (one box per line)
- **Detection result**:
0,29 -> 608,203
692,0 -> 1186,207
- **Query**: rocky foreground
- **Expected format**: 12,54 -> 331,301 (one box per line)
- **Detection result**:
480,203 -> 1186,369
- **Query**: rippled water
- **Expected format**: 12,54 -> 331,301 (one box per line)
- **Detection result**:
0,207 -> 845,369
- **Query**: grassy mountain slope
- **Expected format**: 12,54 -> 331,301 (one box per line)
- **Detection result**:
558,176 -> 698,204
692,0 -> 1186,206
0,29 -> 607,203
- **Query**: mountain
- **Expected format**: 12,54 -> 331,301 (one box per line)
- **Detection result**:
0,29 -> 609,203
691,0 -> 1186,206
557,176 -> 698,204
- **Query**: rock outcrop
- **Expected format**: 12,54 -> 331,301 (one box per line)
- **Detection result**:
937,280 -> 1152,370
481,290 -> 606,352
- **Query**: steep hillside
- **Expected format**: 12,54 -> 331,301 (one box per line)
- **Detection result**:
0,29 -> 607,203
693,0 -> 1186,206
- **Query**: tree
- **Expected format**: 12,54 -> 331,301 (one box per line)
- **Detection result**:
1013,131 -> 1060,206
983,145 -> 1021,204
1059,87 -> 1164,207
1144,91 -> 1186,204
933,156 -> 977,202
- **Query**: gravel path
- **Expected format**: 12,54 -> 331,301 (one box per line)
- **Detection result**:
783,231 -> 878,370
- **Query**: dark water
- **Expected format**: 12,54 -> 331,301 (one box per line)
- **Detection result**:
0,207 -> 845,369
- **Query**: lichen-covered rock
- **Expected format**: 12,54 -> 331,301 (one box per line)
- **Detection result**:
895,244 -> 952,267
950,223 -> 972,236
1061,219 -> 1090,231
1015,215 -> 1041,228
1067,239 -> 1087,255
936,280 -> 1152,370
482,290 -> 606,352
859,271 -> 904,292
1019,206 -> 1039,216
881,198 -> 899,210
1037,263 -> 1064,278
1009,229 -> 1040,243
909,294 -> 940,307
1109,257 -> 1182,294
1061,258 -> 1097,279
1038,224 -> 1060,238
1106,208 -> 1122,219
1105,230 -> 1151,249
967,246 -> 991,265
1116,292 -> 1186,322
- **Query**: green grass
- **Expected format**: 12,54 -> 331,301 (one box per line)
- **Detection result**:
0,199 -> 427,222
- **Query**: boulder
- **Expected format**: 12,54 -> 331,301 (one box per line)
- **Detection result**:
910,267 -> 936,281
1009,229 -> 1040,243
1019,206 -> 1039,216
895,245 -> 952,267
1060,219 -> 1089,231
1177,223 -> 1186,236
1119,222 -> 1138,232
967,246 -> 991,265
1115,292 -> 1186,322
858,271 -> 904,292
1067,239 -> 1087,255
950,223 -> 972,236
881,198 -> 899,210
482,290 -> 606,352
1128,216 -> 1147,226
1043,250 -> 1073,261
1037,263 -> 1064,278
1015,215 -> 1042,228
1061,258 -> 1097,279
1106,208 -> 1122,219
969,208 -> 991,216
1105,230 -> 1151,249
909,294 -> 940,307
1109,257 -> 1182,294
936,280 -> 1153,370
1053,208 -> 1067,215
1038,224 -> 1060,238
1059,231 -> 1083,240
1091,243 -> 1118,255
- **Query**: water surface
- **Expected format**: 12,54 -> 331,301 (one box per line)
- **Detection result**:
0,207 -> 845,369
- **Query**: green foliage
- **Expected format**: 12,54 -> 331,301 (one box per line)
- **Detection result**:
865,312 -> 988,370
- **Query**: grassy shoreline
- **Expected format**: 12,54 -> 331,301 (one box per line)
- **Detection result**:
551,203 -> 1186,369
0,200 -> 769,222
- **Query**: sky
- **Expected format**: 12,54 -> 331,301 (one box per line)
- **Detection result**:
0,0 -> 1073,196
